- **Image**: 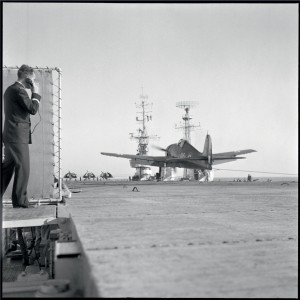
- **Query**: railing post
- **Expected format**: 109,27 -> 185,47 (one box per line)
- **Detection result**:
56,68 -> 62,200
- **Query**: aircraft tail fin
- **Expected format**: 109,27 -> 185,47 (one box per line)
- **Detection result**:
203,134 -> 212,164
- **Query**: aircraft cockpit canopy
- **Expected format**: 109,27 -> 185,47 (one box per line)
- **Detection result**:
178,139 -> 185,148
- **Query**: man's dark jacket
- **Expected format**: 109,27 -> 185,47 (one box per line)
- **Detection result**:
3,82 -> 41,144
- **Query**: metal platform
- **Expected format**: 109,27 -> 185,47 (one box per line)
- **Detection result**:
3,205 -> 57,228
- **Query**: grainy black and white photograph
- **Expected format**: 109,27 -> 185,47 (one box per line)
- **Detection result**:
2,2 -> 298,298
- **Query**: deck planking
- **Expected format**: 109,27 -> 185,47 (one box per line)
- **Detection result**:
63,180 -> 298,298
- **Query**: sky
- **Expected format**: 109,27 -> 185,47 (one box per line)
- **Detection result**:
2,3 -> 298,178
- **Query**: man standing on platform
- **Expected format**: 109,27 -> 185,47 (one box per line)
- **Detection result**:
2,65 -> 41,266
2,64 -> 41,207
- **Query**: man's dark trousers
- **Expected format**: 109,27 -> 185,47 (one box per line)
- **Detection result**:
2,142 -> 30,207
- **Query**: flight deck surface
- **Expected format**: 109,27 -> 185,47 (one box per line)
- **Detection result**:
64,180 -> 298,298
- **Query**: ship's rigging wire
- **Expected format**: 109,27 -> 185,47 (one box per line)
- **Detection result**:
213,168 -> 297,176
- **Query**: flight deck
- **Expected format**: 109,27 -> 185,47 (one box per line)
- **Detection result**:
66,180 -> 298,298
2,180 -> 298,298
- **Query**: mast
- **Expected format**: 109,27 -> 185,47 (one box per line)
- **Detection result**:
175,101 -> 200,179
129,88 -> 159,180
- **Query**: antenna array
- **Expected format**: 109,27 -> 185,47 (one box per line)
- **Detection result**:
130,90 -> 159,155
129,88 -> 159,181
175,101 -> 200,143
175,101 -> 200,178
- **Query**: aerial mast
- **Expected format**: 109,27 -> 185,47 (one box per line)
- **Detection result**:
175,101 -> 200,179
129,88 -> 159,180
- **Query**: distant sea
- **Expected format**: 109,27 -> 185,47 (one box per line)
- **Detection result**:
215,176 -> 298,182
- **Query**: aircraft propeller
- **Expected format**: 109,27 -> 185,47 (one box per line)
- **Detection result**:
151,144 -> 168,152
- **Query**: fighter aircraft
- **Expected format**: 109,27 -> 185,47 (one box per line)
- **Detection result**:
63,171 -> 77,180
101,134 -> 256,180
100,171 -> 113,180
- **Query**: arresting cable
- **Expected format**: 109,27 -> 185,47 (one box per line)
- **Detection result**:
213,168 -> 297,176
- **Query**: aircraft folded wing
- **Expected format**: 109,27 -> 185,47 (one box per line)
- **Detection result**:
213,149 -> 257,158
101,152 -> 167,162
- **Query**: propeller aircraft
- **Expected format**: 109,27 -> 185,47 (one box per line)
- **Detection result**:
101,134 -> 257,181
100,171 -> 113,180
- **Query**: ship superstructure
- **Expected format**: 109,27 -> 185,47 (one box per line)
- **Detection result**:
129,90 -> 159,180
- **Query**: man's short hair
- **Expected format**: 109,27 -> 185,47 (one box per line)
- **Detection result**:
17,64 -> 34,79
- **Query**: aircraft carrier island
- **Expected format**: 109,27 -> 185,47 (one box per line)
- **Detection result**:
3,179 -> 296,298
